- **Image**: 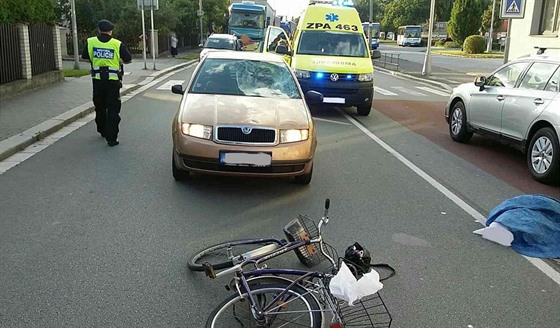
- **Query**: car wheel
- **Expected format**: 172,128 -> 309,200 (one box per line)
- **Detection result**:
357,102 -> 371,116
294,164 -> 313,185
172,153 -> 190,181
527,127 -> 559,185
449,101 -> 473,143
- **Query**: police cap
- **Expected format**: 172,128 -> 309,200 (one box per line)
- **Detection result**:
98,20 -> 114,32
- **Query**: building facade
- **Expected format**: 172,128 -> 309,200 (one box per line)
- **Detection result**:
508,0 -> 560,60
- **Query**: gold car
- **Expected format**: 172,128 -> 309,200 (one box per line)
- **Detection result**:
171,51 -> 321,184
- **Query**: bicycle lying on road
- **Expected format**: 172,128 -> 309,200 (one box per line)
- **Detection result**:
188,199 -> 394,328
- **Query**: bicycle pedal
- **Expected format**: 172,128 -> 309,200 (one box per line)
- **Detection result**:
203,262 -> 216,279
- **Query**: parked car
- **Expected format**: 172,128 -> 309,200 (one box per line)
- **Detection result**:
199,34 -> 240,61
171,51 -> 322,184
445,51 -> 560,185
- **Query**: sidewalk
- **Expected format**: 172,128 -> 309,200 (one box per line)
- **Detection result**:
0,48 -> 199,161
373,56 -> 488,90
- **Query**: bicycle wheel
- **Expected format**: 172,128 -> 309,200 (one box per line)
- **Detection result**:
206,283 -> 322,328
187,239 -> 282,272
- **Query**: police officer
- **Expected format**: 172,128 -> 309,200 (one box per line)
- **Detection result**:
82,20 -> 132,146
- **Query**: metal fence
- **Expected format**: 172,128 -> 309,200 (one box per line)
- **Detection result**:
0,24 -> 22,84
29,24 -> 56,75
374,53 -> 400,71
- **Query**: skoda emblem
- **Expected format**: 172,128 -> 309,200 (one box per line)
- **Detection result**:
241,126 -> 252,134
330,73 -> 339,82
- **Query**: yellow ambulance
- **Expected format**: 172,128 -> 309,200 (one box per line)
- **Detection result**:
262,2 -> 380,116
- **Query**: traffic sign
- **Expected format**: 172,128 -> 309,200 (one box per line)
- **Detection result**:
500,0 -> 525,19
137,0 -> 159,11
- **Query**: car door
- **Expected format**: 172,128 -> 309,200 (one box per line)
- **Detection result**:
263,26 -> 292,65
467,62 -> 528,133
501,63 -> 560,141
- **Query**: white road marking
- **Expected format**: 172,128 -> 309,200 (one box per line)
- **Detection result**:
0,63 -> 197,175
416,86 -> 451,97
339,109 -> 560,286
313,117 -> 351,125
156,80 -> 185,90
391,86 -> 427,96
375,87 -> 398,96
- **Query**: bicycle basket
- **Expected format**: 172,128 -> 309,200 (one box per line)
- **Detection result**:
336,292 -> 392,328
283,214 -> 323,267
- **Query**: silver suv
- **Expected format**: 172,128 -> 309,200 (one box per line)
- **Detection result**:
444,51 -> 560,185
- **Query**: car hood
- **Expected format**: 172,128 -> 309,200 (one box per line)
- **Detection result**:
200,48 -> 236,58
181,94 -> 311,129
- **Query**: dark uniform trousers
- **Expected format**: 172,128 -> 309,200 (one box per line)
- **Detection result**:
93,79 -> 121,141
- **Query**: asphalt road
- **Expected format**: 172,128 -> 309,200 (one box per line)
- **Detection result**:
0,65 -> 559,327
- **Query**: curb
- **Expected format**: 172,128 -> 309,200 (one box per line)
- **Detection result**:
0,60 -> 195,162
374,65 -> 454,92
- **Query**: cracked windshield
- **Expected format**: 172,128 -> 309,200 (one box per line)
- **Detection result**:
191,58 -> 300,99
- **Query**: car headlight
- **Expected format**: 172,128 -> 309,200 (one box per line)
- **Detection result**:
181,123 -> 212,139
358,74 -> 373,82
280,129 -> 309,143
294,69 -> 311,79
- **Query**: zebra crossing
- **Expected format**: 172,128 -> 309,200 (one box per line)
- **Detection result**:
375,86 -> 451,98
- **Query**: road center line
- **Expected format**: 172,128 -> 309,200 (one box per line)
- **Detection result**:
340,109 -> 560,285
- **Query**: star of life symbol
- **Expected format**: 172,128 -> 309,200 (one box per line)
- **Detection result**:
325,13 -> 339,22
506,0 -> 520,13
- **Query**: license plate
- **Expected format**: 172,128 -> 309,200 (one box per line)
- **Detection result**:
220,152 -> 272,166
323,97 -> 345,104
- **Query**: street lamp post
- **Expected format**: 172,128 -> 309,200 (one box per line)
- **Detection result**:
368,0 -> 373,49
422,0 -> 436,76
199,0 -> 204,45
486,0 -> 497,53
70,0 -> 80,70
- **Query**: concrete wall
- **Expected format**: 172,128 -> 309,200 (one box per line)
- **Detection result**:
508,0 -> 560,60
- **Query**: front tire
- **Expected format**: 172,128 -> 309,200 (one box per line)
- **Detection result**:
527,127 -> 560,185
357,102 -> 372,116
294,164 -> 313,185
206,283 -> 322,328
449,101 -> 473,143
172,152 -> 190,181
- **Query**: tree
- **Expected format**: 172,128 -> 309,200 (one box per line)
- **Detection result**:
0,0 -> 57,24
381,0 -> 430,32
354,0 -> 380,23
435,0 -> 453,22
447,0 -> 483,45
481,0 -> 503,34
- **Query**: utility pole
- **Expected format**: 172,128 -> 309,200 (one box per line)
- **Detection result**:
70,0 -> 80,70
486,0 -> 497,53
141,0 -> 147,70
199,0 -> 204,45
503,18 -> 512,64
150,0 -> 156,70
368,0 -> 373,48
422,0 -> 436,75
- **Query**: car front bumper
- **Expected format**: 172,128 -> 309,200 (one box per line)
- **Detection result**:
297,79 -> 374,107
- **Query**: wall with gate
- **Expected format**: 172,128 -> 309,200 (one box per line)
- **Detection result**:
0,23 -> 63,99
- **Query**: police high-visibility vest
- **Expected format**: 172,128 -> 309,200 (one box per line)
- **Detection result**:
87,37 -> 121,80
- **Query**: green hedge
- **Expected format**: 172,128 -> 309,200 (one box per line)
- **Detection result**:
0,0 -> 56,24
463,35 -> 486,54
444,41 -> 461,48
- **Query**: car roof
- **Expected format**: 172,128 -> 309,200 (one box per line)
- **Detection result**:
204,51 -> 286,63
207,34 -> 236,40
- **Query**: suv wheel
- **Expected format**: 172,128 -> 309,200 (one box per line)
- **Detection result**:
357,102 -> 371,116
527,127 -> 559,185
449,101 -> 473,143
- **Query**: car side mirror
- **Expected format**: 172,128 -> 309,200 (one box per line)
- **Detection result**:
275,44 -> 292,56
198,43 -> 203,48
371,50 -> 381,59
171,84 -> 184,95
474,76 -> 487,90
305,90 -> 323,104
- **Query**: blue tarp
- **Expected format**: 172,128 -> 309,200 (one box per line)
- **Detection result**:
486,195 -> 560,258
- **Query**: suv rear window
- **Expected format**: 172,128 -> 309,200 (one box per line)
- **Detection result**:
544,67 -> 560,92
519,63 -> 560,91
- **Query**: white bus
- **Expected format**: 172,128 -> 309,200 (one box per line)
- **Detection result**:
361,22 -> 381,49
396,25 -> 422,47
